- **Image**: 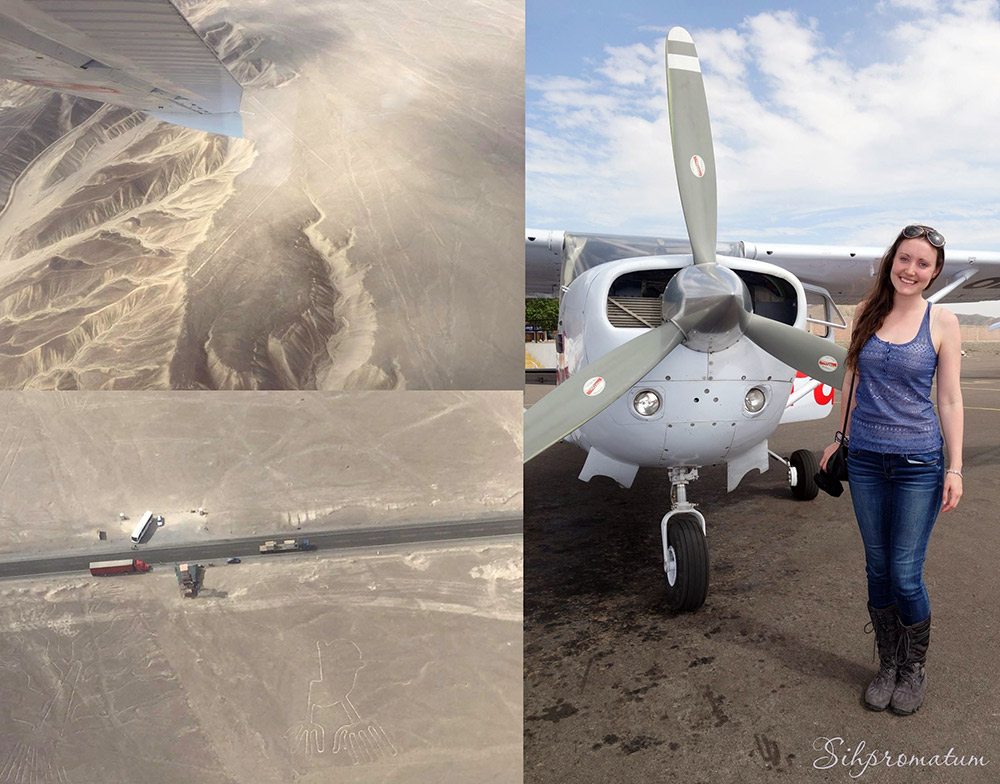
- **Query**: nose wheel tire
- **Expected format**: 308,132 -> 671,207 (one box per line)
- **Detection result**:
663,515 -> 709,611
789,448 -> 819,501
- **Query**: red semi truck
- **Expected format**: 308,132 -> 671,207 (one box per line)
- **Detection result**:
89,559 -> 151,576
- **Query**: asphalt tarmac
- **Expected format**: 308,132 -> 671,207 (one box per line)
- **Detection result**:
524,354 -> 1000,783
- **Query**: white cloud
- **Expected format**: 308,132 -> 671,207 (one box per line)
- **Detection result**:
595,42 -> 659,85
526,75 -> 592,92
526,1 -> 1000,249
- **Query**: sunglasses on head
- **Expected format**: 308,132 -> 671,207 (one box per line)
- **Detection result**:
902,224 -> 945,248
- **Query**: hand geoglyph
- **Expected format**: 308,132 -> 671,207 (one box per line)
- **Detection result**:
285,640 -> 397,765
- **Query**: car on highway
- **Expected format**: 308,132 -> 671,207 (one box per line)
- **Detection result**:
226,557 -> 241,564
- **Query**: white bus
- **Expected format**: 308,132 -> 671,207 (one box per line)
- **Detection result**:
131,510 -> 154,543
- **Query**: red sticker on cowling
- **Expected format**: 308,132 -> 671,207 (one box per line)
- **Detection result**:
583,377 -> 606,396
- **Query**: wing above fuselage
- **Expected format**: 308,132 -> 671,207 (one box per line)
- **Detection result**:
527,228 -> 1000,304
0,0 -> 242,137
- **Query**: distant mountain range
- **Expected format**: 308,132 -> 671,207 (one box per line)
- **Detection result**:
839,304 -> 996,326
954,313 -> 999,326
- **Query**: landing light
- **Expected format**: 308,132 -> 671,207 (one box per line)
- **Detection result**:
633,390 -> 662,417
744,387 -> 766,414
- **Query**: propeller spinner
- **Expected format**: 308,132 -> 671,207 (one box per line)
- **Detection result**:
524,27 -> 847,464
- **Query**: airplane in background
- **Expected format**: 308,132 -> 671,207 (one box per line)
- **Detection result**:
0,0 -> 242,137
525,27 -> 1000,612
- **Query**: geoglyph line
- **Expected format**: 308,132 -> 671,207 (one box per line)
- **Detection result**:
0,426 -> 23,494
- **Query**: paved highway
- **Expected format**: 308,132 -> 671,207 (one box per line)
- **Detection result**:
0,516 -> 522,579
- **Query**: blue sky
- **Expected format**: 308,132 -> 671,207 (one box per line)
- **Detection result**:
528,1 -> 878,75
526,0 -> 1000,263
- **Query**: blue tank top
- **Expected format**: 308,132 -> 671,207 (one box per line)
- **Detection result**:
849,303 -> 942,453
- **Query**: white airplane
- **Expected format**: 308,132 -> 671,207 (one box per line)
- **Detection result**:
0,0 -> 242,136
525,27 -> 1000,611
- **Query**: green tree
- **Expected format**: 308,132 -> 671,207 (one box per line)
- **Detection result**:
525,298 -> 559,333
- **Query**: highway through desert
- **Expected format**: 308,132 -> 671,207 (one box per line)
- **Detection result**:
0,516 -> 522,579
524,351 -> 1000,784
0,391 -> 523,784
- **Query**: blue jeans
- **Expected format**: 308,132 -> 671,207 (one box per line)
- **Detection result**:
847,447 -> 944,625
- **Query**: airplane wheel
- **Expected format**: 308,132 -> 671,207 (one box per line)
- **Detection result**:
790,449 -> 819,501
663,516 -> 709,612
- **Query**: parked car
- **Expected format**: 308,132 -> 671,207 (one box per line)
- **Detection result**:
226,557 -> 241,564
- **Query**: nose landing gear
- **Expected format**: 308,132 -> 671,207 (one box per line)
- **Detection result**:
661,448 -> 820,612
662,467 -> 709,611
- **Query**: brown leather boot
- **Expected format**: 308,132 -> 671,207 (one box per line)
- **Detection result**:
863,603 -> 900,711
890,615 -> 930,716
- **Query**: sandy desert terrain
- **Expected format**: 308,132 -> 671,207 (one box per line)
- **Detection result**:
0,541 -> 522,783
0,390 -> 522,555
0,0 -> 523,390
0,389 -> 522,782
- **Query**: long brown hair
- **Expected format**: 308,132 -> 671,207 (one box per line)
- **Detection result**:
846,226 -> 945,372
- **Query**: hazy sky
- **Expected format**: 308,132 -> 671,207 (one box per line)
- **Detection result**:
527,0 -> 1000,253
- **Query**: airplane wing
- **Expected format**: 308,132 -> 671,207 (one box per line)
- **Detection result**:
526,229 -> 741,297
527,228 -> 1000,304
0,0 -> 242,137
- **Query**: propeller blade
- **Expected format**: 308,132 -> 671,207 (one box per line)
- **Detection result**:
742,313 -> 848,389
524,321 -> 686,463
665,27 -> 717,267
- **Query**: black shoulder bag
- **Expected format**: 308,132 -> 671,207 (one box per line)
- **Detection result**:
814,374 -> 856,497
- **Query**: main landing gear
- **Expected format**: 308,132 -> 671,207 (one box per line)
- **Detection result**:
769,448 -> 820,501
662,467 -> 709,612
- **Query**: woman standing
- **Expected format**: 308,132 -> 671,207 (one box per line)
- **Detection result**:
820,224 -> 964,716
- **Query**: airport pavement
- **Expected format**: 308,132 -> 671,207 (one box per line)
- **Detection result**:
524,355 -> 1000,783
